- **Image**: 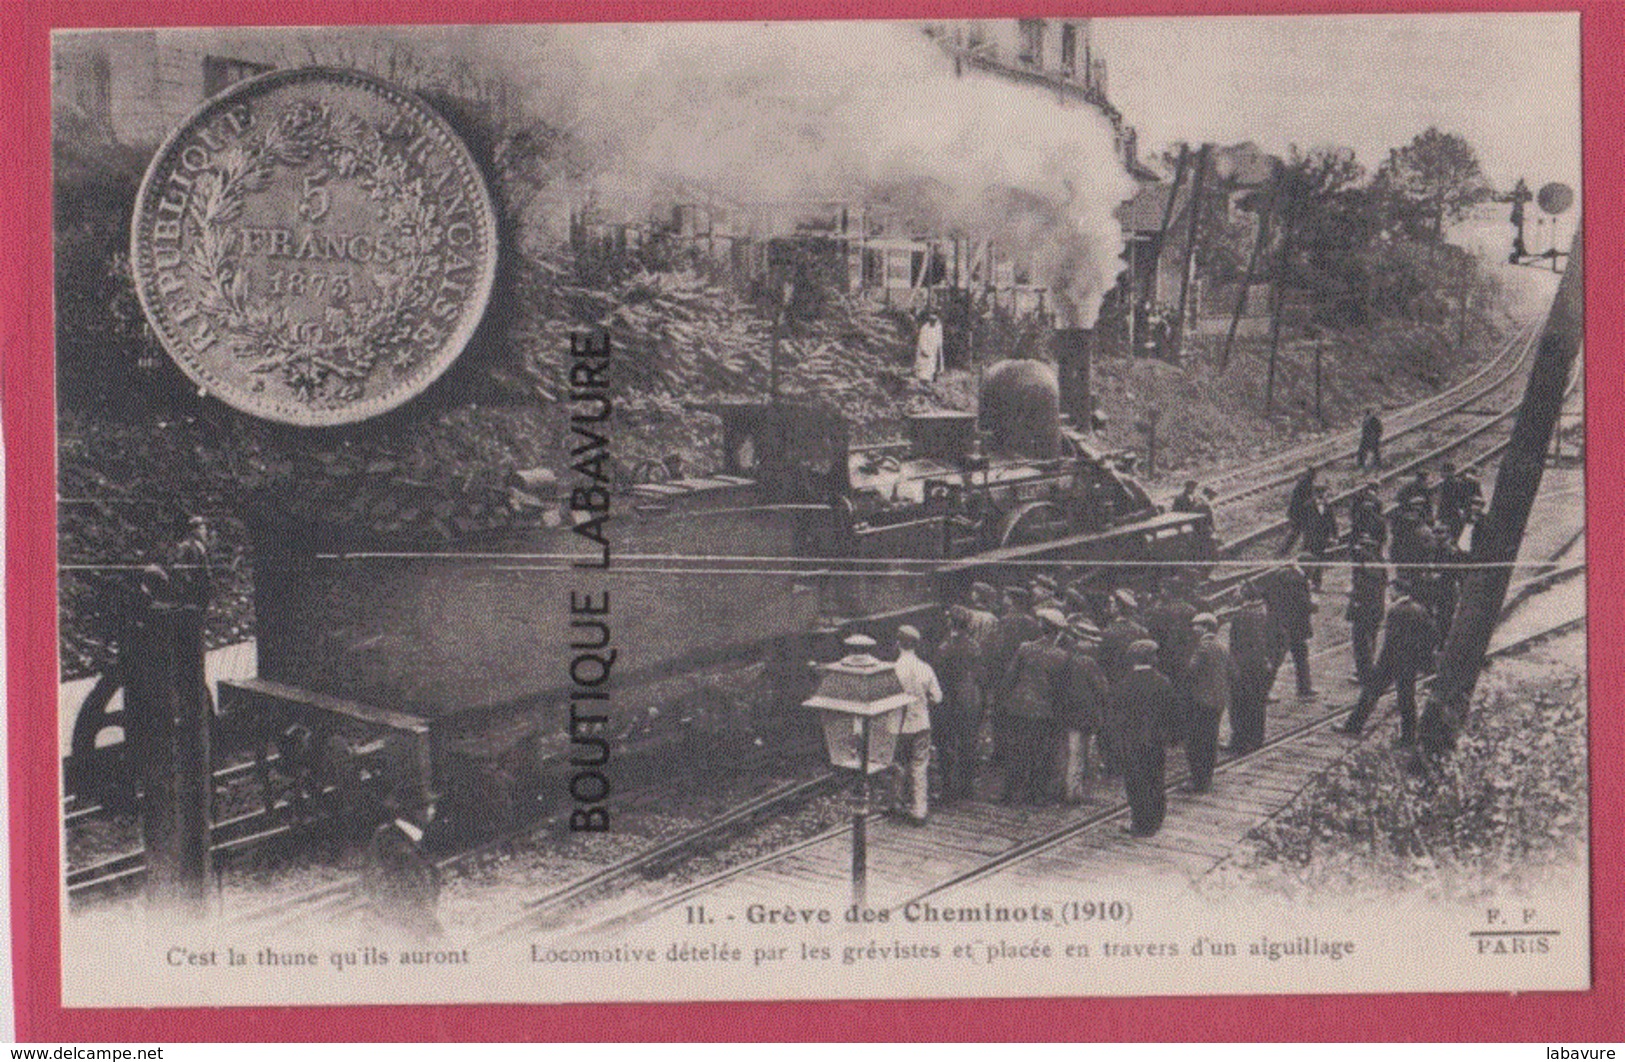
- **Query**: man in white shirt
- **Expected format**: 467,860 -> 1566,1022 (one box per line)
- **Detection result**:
893,624 -> 944,824
914,312 -> 944,381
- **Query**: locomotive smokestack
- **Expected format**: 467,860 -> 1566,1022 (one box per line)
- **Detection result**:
1051,327 -> 1092,432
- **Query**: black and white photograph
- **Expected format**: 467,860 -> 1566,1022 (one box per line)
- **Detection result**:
50,15 -> 1586,1005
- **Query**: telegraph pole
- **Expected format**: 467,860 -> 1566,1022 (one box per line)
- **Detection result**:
1313,330 -> 1323,426
1419,229 -> 1582,758
1220,166 -> 1279,373
1264,218 -> 1294,416
1173,143 -> 1211,361
1143,146 -> 1191,358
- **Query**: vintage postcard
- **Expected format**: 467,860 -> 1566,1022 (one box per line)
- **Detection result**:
46,13 -> 1589,1010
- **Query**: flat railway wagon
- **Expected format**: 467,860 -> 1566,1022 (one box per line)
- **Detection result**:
217,360 -> 1214,834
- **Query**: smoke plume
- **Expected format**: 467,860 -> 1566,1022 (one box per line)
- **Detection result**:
193,22 -> 1136,327
481,21 -> 1135,327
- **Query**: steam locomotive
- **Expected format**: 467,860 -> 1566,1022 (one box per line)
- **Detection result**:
216,358 -> 1213,833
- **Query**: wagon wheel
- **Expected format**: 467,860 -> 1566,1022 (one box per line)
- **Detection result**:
67,673 -> 141,811
68,673 -> 138,811
998,501 -> 1068,548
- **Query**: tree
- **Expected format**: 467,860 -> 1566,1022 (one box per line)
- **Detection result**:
1273,146 -> 1373,325
1374,128 -> 1489,241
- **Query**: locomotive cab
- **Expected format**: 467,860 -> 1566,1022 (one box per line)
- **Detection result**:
836,360 -> 1162,558
703,400 -> 850,505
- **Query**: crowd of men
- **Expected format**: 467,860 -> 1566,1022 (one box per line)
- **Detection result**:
862,459 -> 1485,837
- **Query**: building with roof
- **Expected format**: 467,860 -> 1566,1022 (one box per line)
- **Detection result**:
1113,141 -> 1281,344
922,19 -> 1159,183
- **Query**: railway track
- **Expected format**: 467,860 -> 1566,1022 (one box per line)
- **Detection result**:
552,556 -> 1584,939
232,770 -> 845,940
907,594 -> 1586,906
1204,343 -> 1582,607
64,303 -> 1579,929
1198,318 -> 1541,505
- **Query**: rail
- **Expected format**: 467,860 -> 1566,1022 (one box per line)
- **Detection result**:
567,555 -> 1584,938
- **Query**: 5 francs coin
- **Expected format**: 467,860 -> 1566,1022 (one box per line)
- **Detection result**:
130,67 -> 499,427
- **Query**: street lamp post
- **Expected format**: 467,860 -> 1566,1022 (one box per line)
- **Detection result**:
801,635 -> 910,910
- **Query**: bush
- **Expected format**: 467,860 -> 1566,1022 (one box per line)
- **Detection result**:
1229,657 -> 1587,900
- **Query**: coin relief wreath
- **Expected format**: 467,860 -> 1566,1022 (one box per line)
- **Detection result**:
181,98 -> 454,406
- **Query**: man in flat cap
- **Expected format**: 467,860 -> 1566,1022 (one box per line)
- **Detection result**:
1397,468 -> 1434,524
989,584 -> 1043,767
1346,538 -> 1388,689
1056,618 -> 1109,803
1109,639 -> 1174,835
1338,588 -> 1437,747
1099,588 -> 1148,686
1146,577 -> 1199,736
1183,613 -> 1231,793
966,582 -> 1002,652
1227,580 -> 1273,753
364,786 -> 443,940
1030,573 -> 1061,610
1437,461 -> 1478,542
933,607 -> 984,804
1172,479 -> 1213,519
1280,463 -> 1319,557
1096,588 -> 1149,773
1258,561 -> 1316,698
962,583 -> 1002,748
1348,481 -> 1387,556
1000,607 -> 1069,804
892,625 -> 942,823
1389,493 -> 1431,568
1302,487 -> 1338,591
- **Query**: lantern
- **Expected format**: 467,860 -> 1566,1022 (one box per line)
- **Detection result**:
801,639 -> 911,908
